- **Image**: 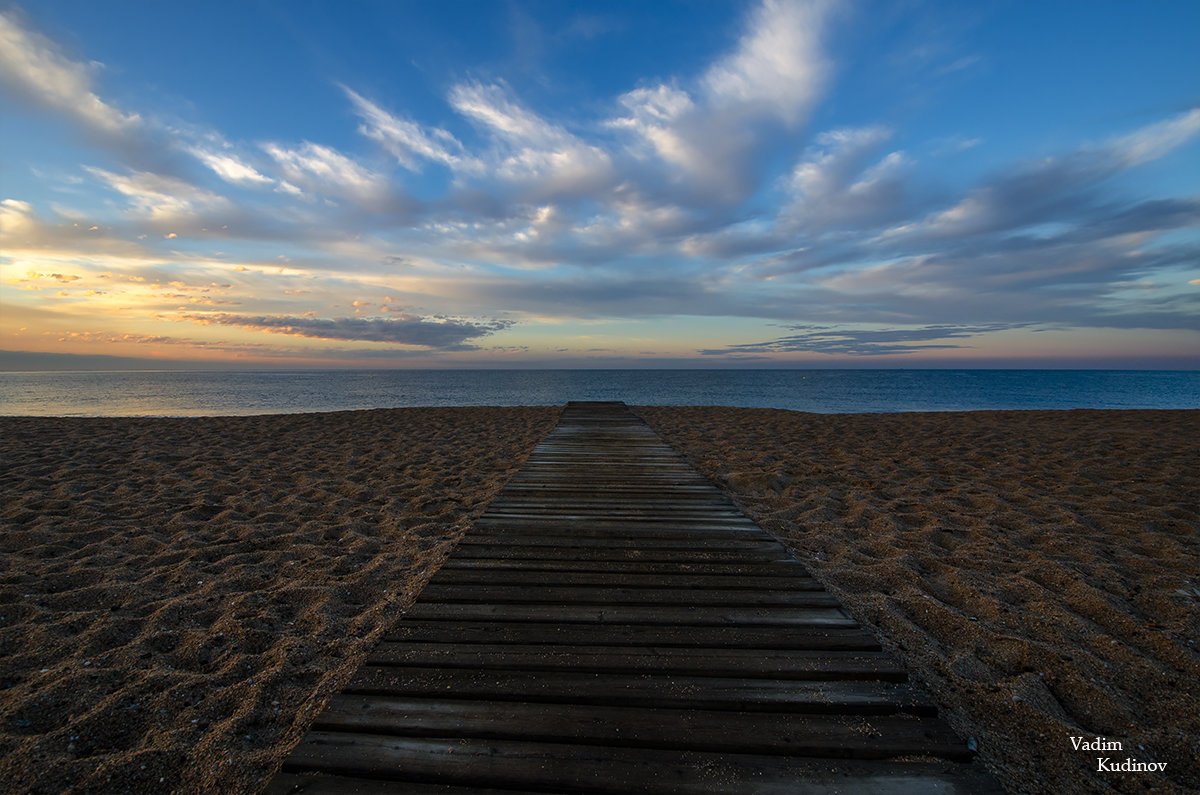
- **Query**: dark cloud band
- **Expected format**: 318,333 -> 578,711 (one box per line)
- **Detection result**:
186,313 -> 514,351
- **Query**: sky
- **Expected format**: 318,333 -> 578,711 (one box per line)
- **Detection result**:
1,0 -> 1198,370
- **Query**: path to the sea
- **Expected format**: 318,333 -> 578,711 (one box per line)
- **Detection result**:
267,401 -> 998,793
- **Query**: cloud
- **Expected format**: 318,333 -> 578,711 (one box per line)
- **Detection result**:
702,0 -> 832,125
608,0 -> 834,200
0,198 -> 37,237
84,167 -> 231,222
609,84 -> 702,176
187,312 -> 515,350
1110,108 -> 1200,167
0,198 -> 158,259
0,9 -> 140,136
262,142 -> 390,207
190,148 -> 274,187
447,81 -> 612,198
343,86 -> 465,172
701,323 -> 1020,356
781,126 -> 910,231
892,108 -> 1200,243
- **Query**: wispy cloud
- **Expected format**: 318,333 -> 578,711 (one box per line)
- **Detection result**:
84,167 -> 231,222
187,313 -> 514,351
702,0 -> 832,125
0,8 -> 140,136
448,81 -> 613,197
190,148 -> 274,187
701,323 -> 1023,356
344,86 -> 465,172
261,142 -> 391,208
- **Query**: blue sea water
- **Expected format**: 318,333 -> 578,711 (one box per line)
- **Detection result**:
0,369 -> 1196,417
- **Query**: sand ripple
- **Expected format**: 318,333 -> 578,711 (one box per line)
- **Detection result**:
0,407 -> 558,794
639,407 -> 1199,795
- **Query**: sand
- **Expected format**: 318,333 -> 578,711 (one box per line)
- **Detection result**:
637,407 -> 1199,795
2,406 -> 1197,794
0,407 -> 559,794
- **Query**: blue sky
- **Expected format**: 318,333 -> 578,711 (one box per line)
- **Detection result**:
2,0 -> 1198,369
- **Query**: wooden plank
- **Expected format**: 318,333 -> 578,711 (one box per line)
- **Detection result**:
364,643 -> 906,681
426,569 -> 825,590
313,696 -> 973,760
482,505 -> 748,516
400,602 -> 857,627
265,771 -> 531,794
344,667 -> 934,714
490,493 -> 735,504
383,620 -> 882,651
448,544 -> 795,562
499,484 -> 723,493
438,558 -> 812,576
279,732 -> 1000,794
416,583 -> 840,607
472,517 -> 764,531
456,535 -> 784,551
439,524 -> 776,541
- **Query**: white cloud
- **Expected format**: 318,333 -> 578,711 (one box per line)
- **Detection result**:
262,142 -> 389,205
610,85 -> 699,171
190,148 -> 274,187
781,126 -> 909,231
788,127 -> 892,199
608,0 -> 835,200
0,9 -> 140,136
702,0 -> 832,125
920,193 -> 993,236
0,198 -> 37,237
450,81 -> 560,145
447,81 -> 612,195
343,86 -> 465,171
85,167 -> 231,222
1109,108 -> 1200,167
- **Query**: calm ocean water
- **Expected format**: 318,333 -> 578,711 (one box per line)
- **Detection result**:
0,369 -> 1196,417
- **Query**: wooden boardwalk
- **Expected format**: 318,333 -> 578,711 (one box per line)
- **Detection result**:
268,402 -> 998,793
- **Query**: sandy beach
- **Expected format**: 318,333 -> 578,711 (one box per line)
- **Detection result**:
639,407 -> 1199,794
2,406 -> 1197,793
0,408 -> 559,794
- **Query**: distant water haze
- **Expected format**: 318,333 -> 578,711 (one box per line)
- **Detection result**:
1,370 -> 1197,417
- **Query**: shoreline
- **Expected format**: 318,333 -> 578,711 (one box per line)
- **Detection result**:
2,406 -> 1198,793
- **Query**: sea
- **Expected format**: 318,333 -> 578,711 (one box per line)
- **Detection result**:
0,369 -> 1196,417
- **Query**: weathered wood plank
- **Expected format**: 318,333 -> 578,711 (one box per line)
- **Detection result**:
438,557 -> 811,576
455,536 -> 785,552
383,620 -> 882,651
344,667 -> 933,713
448,544 -> 795,562
473,517 -> 764,531
364,642 -> 906,681
279,732 -> 1000,793
314,695 -> 972,760
400,602 -> 857,627
426,569 -> 825,590
417,583 -> 839,607
437,524 -> 776,541
265,771 -> 531,794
